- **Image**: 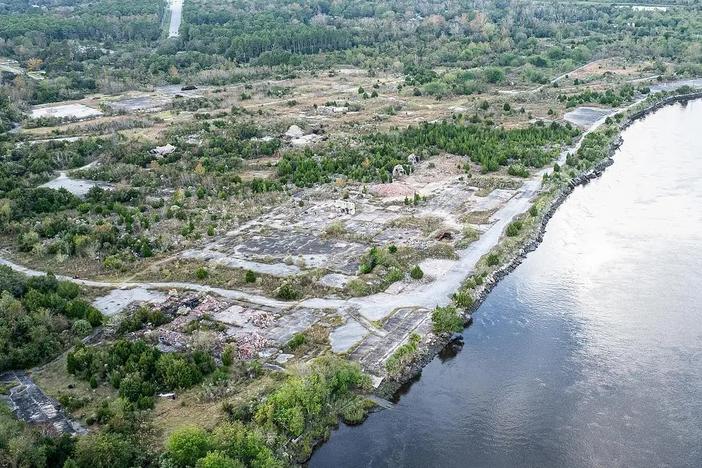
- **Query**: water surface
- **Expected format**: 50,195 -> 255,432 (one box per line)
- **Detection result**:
311,100 -> 702,467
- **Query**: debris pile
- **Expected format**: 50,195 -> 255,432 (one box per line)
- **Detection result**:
236,332 -> 270,360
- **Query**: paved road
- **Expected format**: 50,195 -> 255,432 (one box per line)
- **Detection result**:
168,0 -> 183,38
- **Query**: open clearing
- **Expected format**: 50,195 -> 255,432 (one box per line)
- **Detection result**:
30,103 -> 103,120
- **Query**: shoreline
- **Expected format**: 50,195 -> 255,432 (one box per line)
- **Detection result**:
374,90 -> 702,399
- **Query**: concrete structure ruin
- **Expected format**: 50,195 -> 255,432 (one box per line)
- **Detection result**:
150,144 -> 177,157
334,200 -> 356,215
392,164 -> 407,181
284,125 -> 305,139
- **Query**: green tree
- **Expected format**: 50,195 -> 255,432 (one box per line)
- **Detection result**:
196,451 -> 243,468
157,354 -> 202,389
210,422 -> 281,467
74,433 -> 140,468
166,427 -> 212,468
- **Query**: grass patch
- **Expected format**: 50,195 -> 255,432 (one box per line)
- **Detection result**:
385,333 -> 421,376
431,305 -> 464,334
387,215 -> 444,236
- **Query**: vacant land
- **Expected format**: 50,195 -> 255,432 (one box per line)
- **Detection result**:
1,0 -> 701,466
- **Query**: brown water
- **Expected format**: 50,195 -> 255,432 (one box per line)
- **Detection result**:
310,100 -> 702,467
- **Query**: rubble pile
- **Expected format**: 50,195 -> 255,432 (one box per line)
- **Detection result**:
118,292 -> 292,362
236,332 -> 270,360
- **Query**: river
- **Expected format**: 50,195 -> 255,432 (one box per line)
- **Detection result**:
310,100 -> 702,466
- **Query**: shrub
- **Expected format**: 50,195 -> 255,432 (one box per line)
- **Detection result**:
385,333 -> 421,375
484,67 -> 505,84
117,306 -> 170,334
506,220 -> 523,237
222,344 -> 236,367
209,421 -> 281,467
508,164 -> 529,178
244,270 -> 256,283
103,255 -> 124,270
118,373 -> 154,402
410,265 -> 424,280
453,291 -> 474,309
196,451 -> 240,468
487,253 -> 500,266
71,319 -> 93,337
384,268 -> 404,284
166,426 -> 212,468
529,205 -> 538,217
287,333 -> 306,351
341,398 -> 372,424
195,267 -> 209,280
86,307 -> 104,327
388,244 -> 397,254
57,281 -> 81,299
156,354 -> 203,389
324,221 -> 347,237
431,306 -> 464,334
276,282 -> 301,301
358,246 -> 381,274
74,432 -> 141,468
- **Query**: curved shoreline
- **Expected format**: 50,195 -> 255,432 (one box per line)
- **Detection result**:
374,91 -> 702,398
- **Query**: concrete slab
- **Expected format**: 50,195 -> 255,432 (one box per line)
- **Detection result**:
93,287 -> 168,316
330,319 -> 368,353
31,104 -> 102,120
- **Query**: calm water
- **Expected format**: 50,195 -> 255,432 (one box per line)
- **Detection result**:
311,100 -> 702,467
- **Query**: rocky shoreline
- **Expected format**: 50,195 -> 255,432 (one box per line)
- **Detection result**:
376,90 -> 702,399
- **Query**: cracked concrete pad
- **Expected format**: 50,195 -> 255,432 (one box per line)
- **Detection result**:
564,106 -> 614,130
267,308 -> 320,344
275,353 -> 294,364
92,287 -> 167,316
40,172 -> 113,198
213,305 -> 248,326
31,103 -> 102,120
330,319 -> 368,353
319,273 -> 354,289
181,249 -> 300,277
0,371 -> 86,435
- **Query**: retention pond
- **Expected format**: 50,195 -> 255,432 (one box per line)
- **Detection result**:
310,99 -> 702,467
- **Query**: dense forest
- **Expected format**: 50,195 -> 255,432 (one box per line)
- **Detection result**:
0,267 -> 103,371
0,0 -> 700,103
